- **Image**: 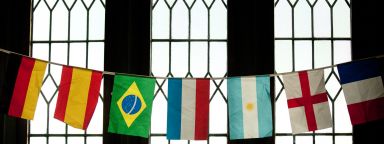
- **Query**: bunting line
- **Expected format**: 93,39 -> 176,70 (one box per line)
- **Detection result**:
1,48 -> 383,80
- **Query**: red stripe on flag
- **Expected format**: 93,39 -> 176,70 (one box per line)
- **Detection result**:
82,71 -> 102,129
298,71 -> 318,131
8,57 -> 35,117
194,79 -> 209,140
54,66 -> 73,121
348,97 -> 384,125
288,93 -> 328,108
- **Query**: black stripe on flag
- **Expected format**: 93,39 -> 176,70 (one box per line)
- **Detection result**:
0,54 -> 22,114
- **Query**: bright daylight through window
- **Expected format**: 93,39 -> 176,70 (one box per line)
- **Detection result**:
29,0 -> 351,144
30,0 -> 105,143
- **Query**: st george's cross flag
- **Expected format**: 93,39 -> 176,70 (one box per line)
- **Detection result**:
167,78 -> 210,140
108,75 -> 155,138
337,58 -> 384,125
283,70 -> 332,133
55,66 -> 103,130
228,76 -> 273,140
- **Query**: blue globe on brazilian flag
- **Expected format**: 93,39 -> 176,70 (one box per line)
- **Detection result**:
108,75 -> 155,138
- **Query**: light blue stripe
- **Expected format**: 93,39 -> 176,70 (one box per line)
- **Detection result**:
228,77 -> 244,140
256,76 -> 273,137
167,78 -> 182,139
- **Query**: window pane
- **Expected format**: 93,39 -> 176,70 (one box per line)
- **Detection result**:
296,136 -> 312,144
30,137 -> 46,144
68,137 -> 84,144
336,136 -> 352,144
294,0 -> 311,37
314,0 -> 331,37
210,1 -> 227,39
31,0 -> 105,143
209,137 -> 227,144
276,136 -> 293,144
171,42 -> 188,77
171,1 -> 188,39
150,0 -> 352,144
294,41 -> 312,71
170,140 -> 188,144
275,40 -> 293,73
49,137 -> 65,144
151,0 -> 227,143
190,42 -> 208,77
315,136 -> 332,144
87,137 -> 103,144
275,0 -> 351,143
150,136 -> 168,144
275,0 -> 292,37
191,0 -> 208,39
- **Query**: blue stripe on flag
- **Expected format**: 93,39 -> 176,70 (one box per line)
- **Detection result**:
167,78 -> 182,139
338,58 -> 380,84
228,77 -> 244,140
256,76 -> 273,137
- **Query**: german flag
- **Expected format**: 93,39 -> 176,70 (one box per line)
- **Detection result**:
1,54 -> 47,120
0,52 -> 11,114
54,66 -> 102,130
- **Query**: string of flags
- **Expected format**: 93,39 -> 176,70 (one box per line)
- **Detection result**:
0,48 -> 383,140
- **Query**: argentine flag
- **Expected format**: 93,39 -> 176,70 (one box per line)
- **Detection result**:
228,76 -> 273,140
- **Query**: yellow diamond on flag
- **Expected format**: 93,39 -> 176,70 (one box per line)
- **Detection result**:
117,82 -> 147,128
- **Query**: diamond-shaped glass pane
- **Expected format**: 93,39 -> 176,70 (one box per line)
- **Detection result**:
41,75 -> 58,101
325,73 -> 341,99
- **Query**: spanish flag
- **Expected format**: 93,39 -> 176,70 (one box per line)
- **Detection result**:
54,66 -> 102,130
6,55 -> 47,120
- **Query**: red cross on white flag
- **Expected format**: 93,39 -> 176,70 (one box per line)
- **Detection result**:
283,69 -> 332,133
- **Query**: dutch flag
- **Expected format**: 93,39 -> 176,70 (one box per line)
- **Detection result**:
167,78 -> 210,140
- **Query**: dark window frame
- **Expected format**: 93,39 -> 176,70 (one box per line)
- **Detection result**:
20,0 -> 384,144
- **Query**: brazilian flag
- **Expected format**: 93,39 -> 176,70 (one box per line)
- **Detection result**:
108,75 -> 155,138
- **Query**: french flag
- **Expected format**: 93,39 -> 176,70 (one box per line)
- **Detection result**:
338,58 -> 384,125
167,78 -> 210,140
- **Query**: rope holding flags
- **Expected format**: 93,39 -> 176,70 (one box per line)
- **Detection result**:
1,47 -> 384,139
2,47 -> 383,79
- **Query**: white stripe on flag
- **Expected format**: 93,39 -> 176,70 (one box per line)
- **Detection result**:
181,79 -> 196,139
342,76 -> 384,104
241,77 -> 259,138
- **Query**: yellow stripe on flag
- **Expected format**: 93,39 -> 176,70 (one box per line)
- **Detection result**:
64,68 -> 92,129
21,60 -> 47,120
